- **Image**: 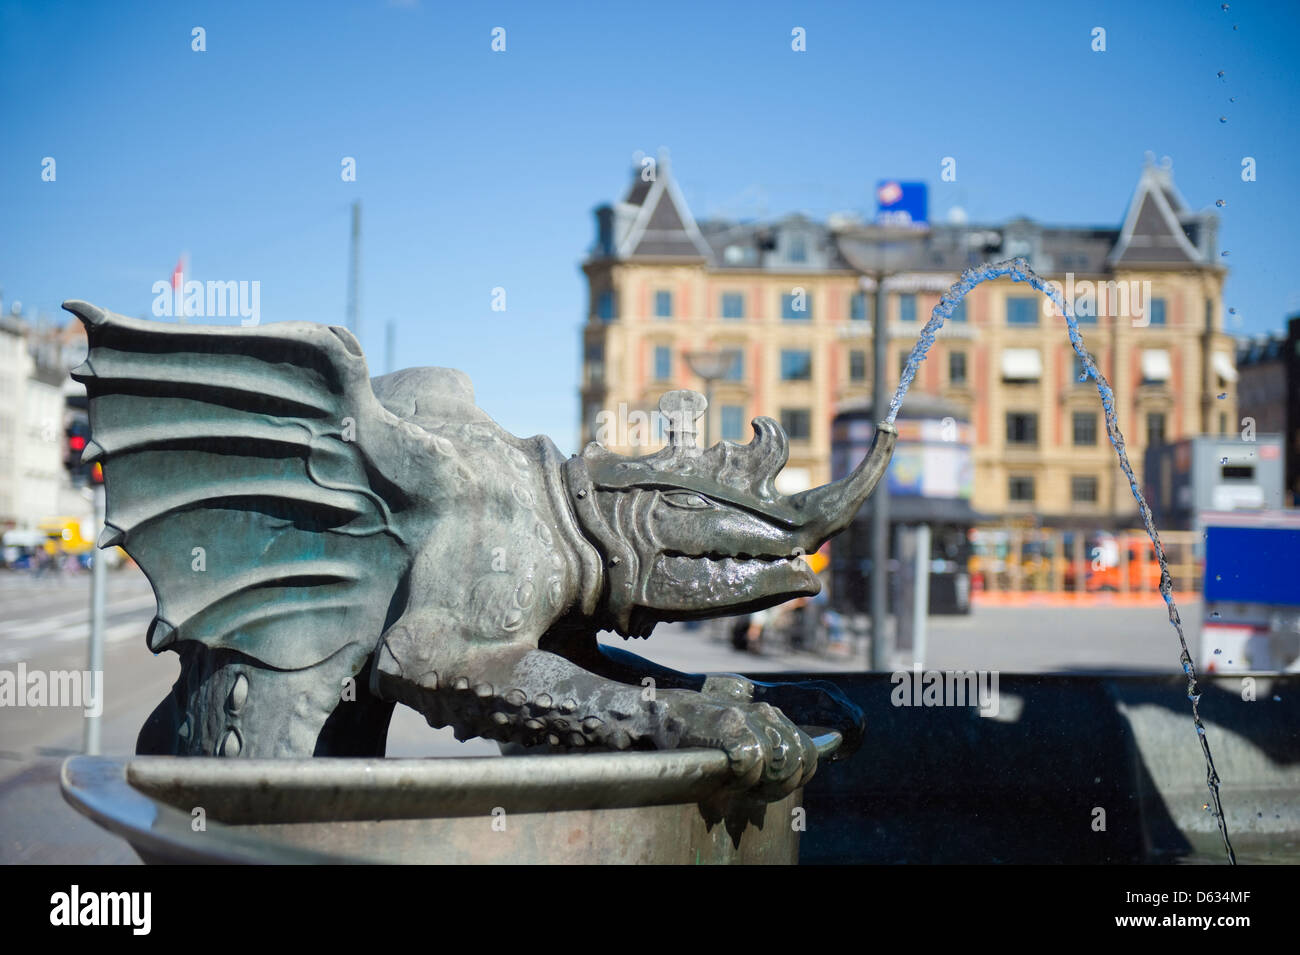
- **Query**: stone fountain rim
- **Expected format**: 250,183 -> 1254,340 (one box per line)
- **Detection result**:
60,733 -> 840,863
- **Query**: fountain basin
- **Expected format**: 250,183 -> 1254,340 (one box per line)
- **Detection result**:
61,732 -> 840,864
795,672 -> 1300,864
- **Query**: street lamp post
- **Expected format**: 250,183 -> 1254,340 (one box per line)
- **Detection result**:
834,226 -> 928,670
683,349 -> 739,447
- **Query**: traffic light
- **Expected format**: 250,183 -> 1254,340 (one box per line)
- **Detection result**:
64,418 -> 100,486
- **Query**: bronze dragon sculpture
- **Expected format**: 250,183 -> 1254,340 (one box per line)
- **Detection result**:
65,300 -> 896,801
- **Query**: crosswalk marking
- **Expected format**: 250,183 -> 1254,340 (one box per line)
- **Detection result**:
0,594 -> 156,642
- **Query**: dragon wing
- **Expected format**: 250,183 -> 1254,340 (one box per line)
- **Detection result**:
65,301 -> 436,671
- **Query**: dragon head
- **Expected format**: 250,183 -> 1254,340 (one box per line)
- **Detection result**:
564,391 -> 896,637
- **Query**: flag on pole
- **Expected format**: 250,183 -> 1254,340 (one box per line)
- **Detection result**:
171,253 -> 189,320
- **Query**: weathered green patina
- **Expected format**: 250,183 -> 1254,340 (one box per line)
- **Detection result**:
65,300 -> 895,801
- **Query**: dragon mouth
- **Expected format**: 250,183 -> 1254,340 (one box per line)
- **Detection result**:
661,550 -> 806,564
645,552 -> 820,619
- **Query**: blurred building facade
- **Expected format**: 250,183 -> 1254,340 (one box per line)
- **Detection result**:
0,313 -> 63,530
0,307 -> 89,532
1236,331 -> 1286,436
579,158 -> 1236,528
1290,315 -> 1300,505
1240,314 -> 1300,506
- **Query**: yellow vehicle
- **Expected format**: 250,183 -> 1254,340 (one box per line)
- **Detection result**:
37,516 -> 95,557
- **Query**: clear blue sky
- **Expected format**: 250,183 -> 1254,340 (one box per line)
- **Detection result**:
3,0 -> 1297,451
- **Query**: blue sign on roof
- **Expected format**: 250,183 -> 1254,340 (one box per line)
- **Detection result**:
875,180 -> 928,227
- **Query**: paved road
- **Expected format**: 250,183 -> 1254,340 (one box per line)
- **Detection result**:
0,565 -> 1204,862
0,566 -> 493,862
635,601 -> 1204,677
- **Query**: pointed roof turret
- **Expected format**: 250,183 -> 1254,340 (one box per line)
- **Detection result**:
1110,156 -> 1216,266
609,150 -> 712,261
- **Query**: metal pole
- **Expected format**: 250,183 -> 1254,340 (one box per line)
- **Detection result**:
347,201 -> 361,339
84,484 -> 106,755
870,274 -> 891,670
703,377 -> 714,448
912,523 -> 930,669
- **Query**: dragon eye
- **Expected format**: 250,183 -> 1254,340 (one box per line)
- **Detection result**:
663,491 -> 711,510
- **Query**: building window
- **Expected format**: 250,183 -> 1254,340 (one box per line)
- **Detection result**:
899,294 -> 917,322
788,235 -> 807,263
949,298 -> 966,322
583,401 -> 601,439
1140,349 -> 1171,386
780,349 -> 812,381
1008,475 -> 1035,502
655,290 -> 673,319
1219,412 -> 1227,435
1071,476 -> 1098,503
596,290 -> 617,323
1146,412 -> 1166,447
1006,412 -> 1038,446
584,342 -> 605,384
1071,296 -> 1096,324
720,405 -> 745,441
1149,297 -> 1167,326
721,347 -> 744,381
1072,411 -> 1097,446
780,409 -> 812,441
721,292 -> 745,320
949,351 -> 967,385
781,291 -> 812,320
653,345 -> 671,381
1006,296 -> 1039,326
849,350 -> 867,382
850,292 -> 870,322
1001,348 -> 1042,382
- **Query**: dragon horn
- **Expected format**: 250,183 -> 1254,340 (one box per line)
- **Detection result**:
787,421 -> 897,546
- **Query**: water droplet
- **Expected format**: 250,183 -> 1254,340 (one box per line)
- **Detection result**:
1274,695 -> 1282,702
1215,574 -> 1222,581
1229,96 -> 1237,102
1216,70 -> 1225,78
1220,457 -> 1228,464
1211,611 -> 1221,619
1218,393 -> 1227,400
1221,250 -> 1230,256
1219,116 -> 1228,123
1214,648 -> 1222,654
1229,307 -> 1237,314
1221,2 -> 1229,9
1215,199 -> 1226,207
